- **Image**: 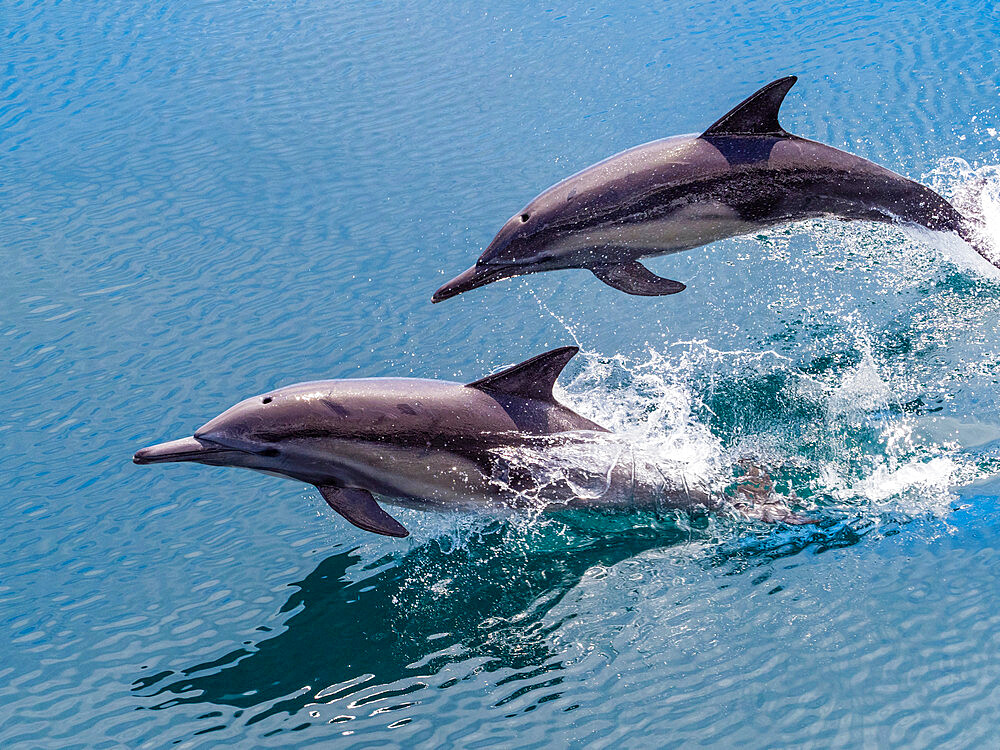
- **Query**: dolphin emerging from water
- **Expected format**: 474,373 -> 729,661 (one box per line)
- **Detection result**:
135,347 -> 611,538
433,76 -> 990,301
133,347 -> 809,538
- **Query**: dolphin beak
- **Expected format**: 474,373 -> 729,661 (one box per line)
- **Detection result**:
133,436 -> 233,465
431,264 -> 518,303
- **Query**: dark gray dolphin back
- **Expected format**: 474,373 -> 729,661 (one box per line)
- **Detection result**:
699,76 -> 970,237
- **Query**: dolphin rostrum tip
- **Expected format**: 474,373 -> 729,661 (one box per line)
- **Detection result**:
432,263 -> 518,303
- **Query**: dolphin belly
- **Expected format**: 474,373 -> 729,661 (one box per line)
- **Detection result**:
305,435 -> 716,514
619,201 -> 759,255
545,200 -> 761,266
315,438 -> 499,509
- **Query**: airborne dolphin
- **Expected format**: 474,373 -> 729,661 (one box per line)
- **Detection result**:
133,348 -> 809,538
433,76 -> 989,301
132,348 -> 646,538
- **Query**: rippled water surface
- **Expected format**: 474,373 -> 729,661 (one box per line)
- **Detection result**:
4,0 -> 1000,746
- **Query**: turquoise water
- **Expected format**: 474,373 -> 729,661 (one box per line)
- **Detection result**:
4,0 -> 1000,746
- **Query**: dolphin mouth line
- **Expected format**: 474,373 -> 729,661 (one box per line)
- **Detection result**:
133,436 -> 242,465
431,263 -> 520,303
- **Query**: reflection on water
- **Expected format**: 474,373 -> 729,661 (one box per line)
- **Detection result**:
134,520 -> 690,720
133,512 -> 866,730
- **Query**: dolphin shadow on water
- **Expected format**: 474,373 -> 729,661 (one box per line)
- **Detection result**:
131,515 -> 863,730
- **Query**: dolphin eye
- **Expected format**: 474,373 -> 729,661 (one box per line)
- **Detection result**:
520,213 -> 530,223
262,397 -> 272,404
261,447 -> 279,457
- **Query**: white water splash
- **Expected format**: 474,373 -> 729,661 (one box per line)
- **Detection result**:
926,157 -> 1000,274
825,350 -> 893,419
544,341 -> 986,523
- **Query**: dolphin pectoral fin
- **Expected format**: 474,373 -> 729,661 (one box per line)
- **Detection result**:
591,261 -> 686,296
317,485 -> 409,538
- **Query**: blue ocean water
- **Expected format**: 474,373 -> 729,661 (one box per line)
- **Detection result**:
4,0 -> 1000,746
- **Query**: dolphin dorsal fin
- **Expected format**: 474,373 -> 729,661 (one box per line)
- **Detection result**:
466,346 -> 579,402
700,76 -> 797,138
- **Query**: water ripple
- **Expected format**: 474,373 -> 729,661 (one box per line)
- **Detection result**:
4,0 -> 1000,746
